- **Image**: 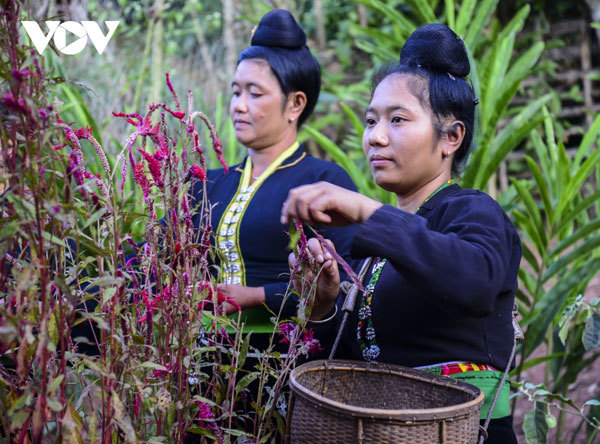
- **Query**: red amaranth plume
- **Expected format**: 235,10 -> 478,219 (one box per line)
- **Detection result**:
309,226 -> 364,292
190,165 -> 206,182
165,72 -> 181,112
189,111 -> 228,173
138,149 -> 164,188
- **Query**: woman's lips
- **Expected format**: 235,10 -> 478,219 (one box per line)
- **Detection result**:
233,120 -> 250,129
370,155 -> 392,167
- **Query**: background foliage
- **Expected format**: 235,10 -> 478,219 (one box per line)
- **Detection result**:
2,0 -> 600,442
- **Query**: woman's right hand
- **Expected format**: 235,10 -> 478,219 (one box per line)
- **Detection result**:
280,181 -> 383,226
288,237 -> 340,320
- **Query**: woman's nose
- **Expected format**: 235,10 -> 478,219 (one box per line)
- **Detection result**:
368,122 -> 389,147
231,93 -> 248,114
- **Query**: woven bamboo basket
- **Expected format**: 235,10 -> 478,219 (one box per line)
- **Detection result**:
286,360 -> 484,444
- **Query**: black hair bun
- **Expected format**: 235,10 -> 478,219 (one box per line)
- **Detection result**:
400,23 -> 470,78
251,9 -> 307,50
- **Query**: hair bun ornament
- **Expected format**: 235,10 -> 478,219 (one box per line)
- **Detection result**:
400,23 -> 470,78
250,9 -> 307,50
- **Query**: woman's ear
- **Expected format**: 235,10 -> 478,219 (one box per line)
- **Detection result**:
287,91 -> 307,123
441,121 -> 466,157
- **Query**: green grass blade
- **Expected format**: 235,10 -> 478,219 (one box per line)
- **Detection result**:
302,125 -> 369,194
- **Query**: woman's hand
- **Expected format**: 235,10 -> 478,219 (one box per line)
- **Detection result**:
280,181 -> 383,226
288,237 -> 340,320
217,284 -> 265,315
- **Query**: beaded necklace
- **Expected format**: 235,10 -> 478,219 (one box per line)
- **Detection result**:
356,179 -> 455,361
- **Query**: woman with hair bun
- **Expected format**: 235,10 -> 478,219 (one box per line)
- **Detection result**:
283,23 -> 520,443
192,10 -> 356,347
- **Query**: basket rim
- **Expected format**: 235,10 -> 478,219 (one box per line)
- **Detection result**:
289,359 -> 485,421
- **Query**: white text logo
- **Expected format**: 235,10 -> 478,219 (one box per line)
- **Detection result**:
21,21 -> 120,55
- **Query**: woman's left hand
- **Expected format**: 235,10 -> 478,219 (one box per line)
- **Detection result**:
281,181 -> 382,226
217,284 -> 265,315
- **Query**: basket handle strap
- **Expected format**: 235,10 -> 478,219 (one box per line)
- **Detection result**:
328,258 -> 373,360
478,303 -> 522,442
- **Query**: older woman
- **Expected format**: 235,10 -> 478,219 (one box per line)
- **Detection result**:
191,9 -> 356,343
282,24 -> 520,444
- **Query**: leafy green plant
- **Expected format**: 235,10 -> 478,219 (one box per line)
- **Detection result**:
508,108 -> 600,442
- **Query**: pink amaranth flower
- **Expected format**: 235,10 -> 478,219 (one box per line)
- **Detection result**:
1,92 -> 30,115
148,103 -> 186,120
311,228 -> 364,292
133,163 -> 150,198
134,394 -> 141,415
190,165 -> 206,181
277,322 -> 322,357
278,322 -> 296,345
195,401 -> 222,441
68,153 -> 88,200
290,222 -> 309,277
12,68 -> 33,81
138,149 -> 164,188
151,362 -> 173,379
196,281 -> 240,312
165,72 -> 181,111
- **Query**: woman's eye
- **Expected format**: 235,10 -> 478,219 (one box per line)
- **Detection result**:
391,116 -> 404,123
365,118 -> 376,126
250,91 -> 262,98
232,90 -> 240,97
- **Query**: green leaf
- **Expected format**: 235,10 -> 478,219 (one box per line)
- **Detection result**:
464,0 -> 499,51
234,373 -> 258,397
550,219 -> 600,259
583,313 -> 600,351
358,0 -> 416,37
444,0 -> 455,29
513,353 -> 564,374
555,188 -> 600,235
353,39 -> 397,62
474,98 -> 550,189
511,178 -> 545,245
237,331 -> 251,370
10,410 -> 29,429
340,103 -> 364,141
512,210 -> 545,257
524,156 -> 552,226
518,268 -> 537,303
302,125 -> 369,193
0,221 -> 20,238
349,24 -> 399,49
82,208 -> 107,229
487,41 -> 544,137
406,0 -> 436,23
48,375 -> 65,393
526,257 -> 600,356
521,242 -> 540,274
454,0 -> 477,37
555,141 -> 600,220
573,113 -> 600,168
542,235 -> 600,283
141,361 -> 168,371
523,402 -> 549,444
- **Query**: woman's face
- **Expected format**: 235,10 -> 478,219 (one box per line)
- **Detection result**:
230,59 -> 293,150
363,74 -> 450,196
